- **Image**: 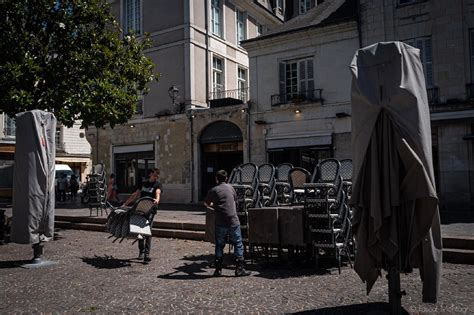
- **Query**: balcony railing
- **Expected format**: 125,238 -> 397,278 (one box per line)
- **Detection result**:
209,88 -> 249,108
271,89 -> 323,107
467,83 -> 474,100
427,87 -> 439,104
3,115 -> 16,138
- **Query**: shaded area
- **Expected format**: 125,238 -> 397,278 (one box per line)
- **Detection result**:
158,254 -> 217,280
81,255 -> 133,269
0,259 -> 34,269
293,302 -> 408,315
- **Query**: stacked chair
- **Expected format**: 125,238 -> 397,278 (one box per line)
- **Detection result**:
229,163 -> 259,245
303,158 -> 352,273
275,163 -> 293,205
288,167 -> 311,205
87,163 -> 108,216
257,163 -> 277,207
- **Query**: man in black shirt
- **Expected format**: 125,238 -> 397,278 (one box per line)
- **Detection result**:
123,168 -> 162,263
205,170 -> 250,277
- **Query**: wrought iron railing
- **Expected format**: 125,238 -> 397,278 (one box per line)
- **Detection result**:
3,115 -> 15,137
467,83 -> 474,100
427,87 -> 439,104
209,88 -> 249,102
271,89 -> 323,106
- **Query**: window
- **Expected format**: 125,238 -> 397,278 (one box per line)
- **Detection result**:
238,67 -> 247,101
211,0 -> 222,37
236,10 -> 246,45
3,115 -> 15,137
275,0 -> 283,13
299,0 -> 314,14
257,23 -> 264,37
279,58 -> 314,102
212,57 -> 224,96
405,37 -> 433,87
123,0 -> 141,35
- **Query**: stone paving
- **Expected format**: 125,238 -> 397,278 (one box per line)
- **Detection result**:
1,229 -> 473,314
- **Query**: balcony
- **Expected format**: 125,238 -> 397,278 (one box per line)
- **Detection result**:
271,89 -> 323,107
209,88 -> 249,108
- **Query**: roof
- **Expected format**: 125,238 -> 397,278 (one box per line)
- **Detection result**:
242,0 -> 357,44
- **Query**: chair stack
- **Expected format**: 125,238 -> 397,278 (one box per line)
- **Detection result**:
257,163 -> 277,207
229,163 -> 259,244
303,158 -> 352,273
87,163 -> 107,216
275,163 -> 293,205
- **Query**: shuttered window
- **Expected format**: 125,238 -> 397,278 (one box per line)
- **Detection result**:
279,58 -> 314,102
405,37 -> 433,87
123,0 -> 141,35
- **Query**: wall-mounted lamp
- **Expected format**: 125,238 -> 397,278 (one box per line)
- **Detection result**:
294,109 -> 301,114
241,108 -> 246,113
129,124 -> 135,128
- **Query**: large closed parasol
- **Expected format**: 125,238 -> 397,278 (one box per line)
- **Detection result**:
349,42 -> 442,306
11,110 -> 56,265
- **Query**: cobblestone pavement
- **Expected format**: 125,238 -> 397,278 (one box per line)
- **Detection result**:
1,230 -> 473,314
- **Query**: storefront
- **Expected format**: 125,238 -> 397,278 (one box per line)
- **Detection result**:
113,143 -> 155,193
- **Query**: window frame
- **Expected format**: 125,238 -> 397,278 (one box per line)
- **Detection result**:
237,67 -> 248,101
280,57 -> 315,102
211,0 -> 222,38
236,9 -> 247,45
122,0 -> 142,35
299,0 -> 313,14
212,56 -> 224,94
3,115 -> 16,138
257,22 -> 264,37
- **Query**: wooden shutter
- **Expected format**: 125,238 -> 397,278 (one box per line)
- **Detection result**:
279,62 -> 286,96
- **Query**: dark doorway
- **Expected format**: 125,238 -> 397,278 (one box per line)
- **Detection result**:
115,151 -> 155,193
199,121 -> 243,199
268,146 -> 332,173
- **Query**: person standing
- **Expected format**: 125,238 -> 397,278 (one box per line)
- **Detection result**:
69,174 -> 79,201
107,173 -> 119,203
123,168 -> 162,263
57,174 -> 68,202
204,170 -> 250,277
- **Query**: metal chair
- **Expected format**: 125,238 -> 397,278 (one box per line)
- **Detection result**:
339,159 -> 352,198
257,163 -> 277,207
288,167 -> 310,205
275,163 -> 293,205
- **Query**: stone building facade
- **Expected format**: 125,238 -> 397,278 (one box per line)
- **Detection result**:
89,0 -> 283,202
359,0 -> 474,219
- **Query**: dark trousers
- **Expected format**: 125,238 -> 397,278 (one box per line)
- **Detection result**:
138,236 -> 152,255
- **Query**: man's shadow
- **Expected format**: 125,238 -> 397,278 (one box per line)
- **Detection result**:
158,254 -> 232,280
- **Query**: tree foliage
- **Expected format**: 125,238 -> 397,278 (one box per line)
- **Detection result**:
0,0 -> 157,128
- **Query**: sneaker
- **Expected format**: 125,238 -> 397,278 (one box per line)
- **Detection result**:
143,256 -> 151,263
138,252 -> 144,260
213,268 -> 222,277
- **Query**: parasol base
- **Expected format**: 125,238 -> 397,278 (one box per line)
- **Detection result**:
19,242 -> 57,269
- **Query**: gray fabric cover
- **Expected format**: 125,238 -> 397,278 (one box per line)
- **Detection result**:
349,42 -> 442,303
11,110 -> 56,244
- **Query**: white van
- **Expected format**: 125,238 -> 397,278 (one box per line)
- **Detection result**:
55,164 -> 74,186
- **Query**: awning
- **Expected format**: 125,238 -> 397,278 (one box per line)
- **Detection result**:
266,132 -> 332,149
113,143 -> 154,154
55,156 -> 91,163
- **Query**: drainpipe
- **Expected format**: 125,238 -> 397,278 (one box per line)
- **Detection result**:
189,114 -> 195,203
205,0 -> 210,106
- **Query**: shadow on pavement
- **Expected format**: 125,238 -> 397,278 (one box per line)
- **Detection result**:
0,260 -> 35,269
158,253 -> 222,280
81,255 -> 134,269
292,302 -> 408,315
